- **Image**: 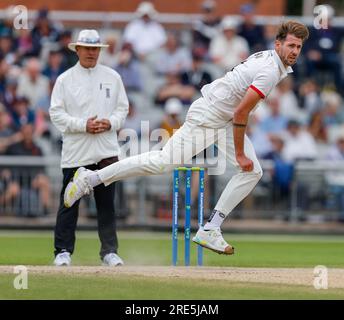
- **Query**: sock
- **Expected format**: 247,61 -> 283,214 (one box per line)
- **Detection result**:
87,171 -> 102,187
204,210 -> 226,230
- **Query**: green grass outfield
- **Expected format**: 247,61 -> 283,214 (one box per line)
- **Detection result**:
0,230 -> 344,299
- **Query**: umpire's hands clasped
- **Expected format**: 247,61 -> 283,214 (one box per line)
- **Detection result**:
86,116 -> 111,134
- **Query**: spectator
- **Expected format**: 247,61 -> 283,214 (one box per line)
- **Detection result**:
326,133 -> 344,161
251,93 -> 288,157
16,29 -> 34,60
263,24 -> 278,50
324,133 -> 344,222
98,35 -> 119,68
0,102 -> 22,154
1,74 -> 19,109
282,119 -> 318,162
262,134 -> 294,211
16,57 -> 50,108
192,0 -> 221,59
180,49 -> 213,91
307,110 -> 328,144
6,123 -> 42,157
155,31 -> 192,75
58,30 -> 78,71
276,77 -> 305,122
209,17 -> 249,71
262,132 -> 313,219
17,58 -> 49,108
42,47 -> 64,83
118,99 -> 142,162
0,56 -> 10,95
9,96 -> 35,131
0,31 -> 16,65
155,72 -> 195,107
122,1 -> 167,59
248,120 -> 273,158
5,124 -> 51,216
30,8 -> 60,57
0,168 -> 20,210
0,76 -> 22,210
258,93 -> 288,135
114,43 -> 142,92
237,4 -> 265,53
34,81 -> 55,138
159,98 -> 183,137
303,5 -> 344,96
0,6 -> 16,39
298,78 -> 322,116
122,99 -> 142,138
321,91 -> 344,126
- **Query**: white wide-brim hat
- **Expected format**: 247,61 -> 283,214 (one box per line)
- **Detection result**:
68,29 -> 109,52
136,1 -> 158,18
165,98 -> 183,115
221,17 -> 239,31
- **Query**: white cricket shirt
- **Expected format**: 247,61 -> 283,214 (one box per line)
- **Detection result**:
50,62 -> 129,168
187,50 -> 293,127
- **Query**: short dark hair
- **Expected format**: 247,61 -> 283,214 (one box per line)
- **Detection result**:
276,20 -> 309,43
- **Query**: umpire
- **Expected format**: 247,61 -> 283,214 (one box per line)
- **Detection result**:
49,30 -> 129,266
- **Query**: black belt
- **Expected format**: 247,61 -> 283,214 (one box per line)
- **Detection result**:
98,156 -> 119,169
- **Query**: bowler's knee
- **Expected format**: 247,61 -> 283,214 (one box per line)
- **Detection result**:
147,150 -> 176,174
244,166 -> 263,183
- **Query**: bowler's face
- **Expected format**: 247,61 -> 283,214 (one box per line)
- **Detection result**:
76,46 -> 100,68
275,34 -> 303,67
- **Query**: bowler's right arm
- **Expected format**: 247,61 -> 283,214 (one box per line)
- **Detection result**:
232,87 -> 262,171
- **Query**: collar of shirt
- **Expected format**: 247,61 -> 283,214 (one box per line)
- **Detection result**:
76,61 -> 99,74
272,50 -> 293,79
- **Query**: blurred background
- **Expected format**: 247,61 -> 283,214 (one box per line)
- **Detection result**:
1,0 -> 344,234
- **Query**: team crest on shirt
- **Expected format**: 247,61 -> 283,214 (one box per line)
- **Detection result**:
100,83 -> 112,98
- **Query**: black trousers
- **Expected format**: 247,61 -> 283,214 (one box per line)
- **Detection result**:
54,161 -> 118,259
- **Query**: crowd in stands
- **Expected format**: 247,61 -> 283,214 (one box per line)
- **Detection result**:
0,1 -> 344,220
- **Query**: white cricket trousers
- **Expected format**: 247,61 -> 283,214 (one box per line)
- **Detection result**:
98,102 -> 263,216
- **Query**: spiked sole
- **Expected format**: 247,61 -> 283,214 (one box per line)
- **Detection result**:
64,168 -> 90,208
192,239 -> 235,255
64,183 -> 78,208
64,169 -> 82,208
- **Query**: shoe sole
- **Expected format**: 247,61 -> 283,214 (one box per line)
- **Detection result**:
64,168 -> 85,208
192,238 -> 235,255
64,183 -> 77,208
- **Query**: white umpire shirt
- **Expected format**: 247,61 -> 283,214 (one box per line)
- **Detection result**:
50,62 -> 129,168
186,50 -> 293,127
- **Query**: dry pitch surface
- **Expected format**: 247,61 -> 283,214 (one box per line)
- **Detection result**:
1,266 -> 343,288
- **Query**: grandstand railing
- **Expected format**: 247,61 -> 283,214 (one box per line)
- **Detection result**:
0,156 -> 344,224
0,156 -> 60,218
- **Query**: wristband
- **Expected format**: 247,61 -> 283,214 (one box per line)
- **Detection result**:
233,123 -> 247,127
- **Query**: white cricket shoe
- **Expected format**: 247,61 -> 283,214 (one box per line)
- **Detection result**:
192,227 -> 235,255
54,252 -> 71,266
64,167 -> 93,208
102,253 -> 124,266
